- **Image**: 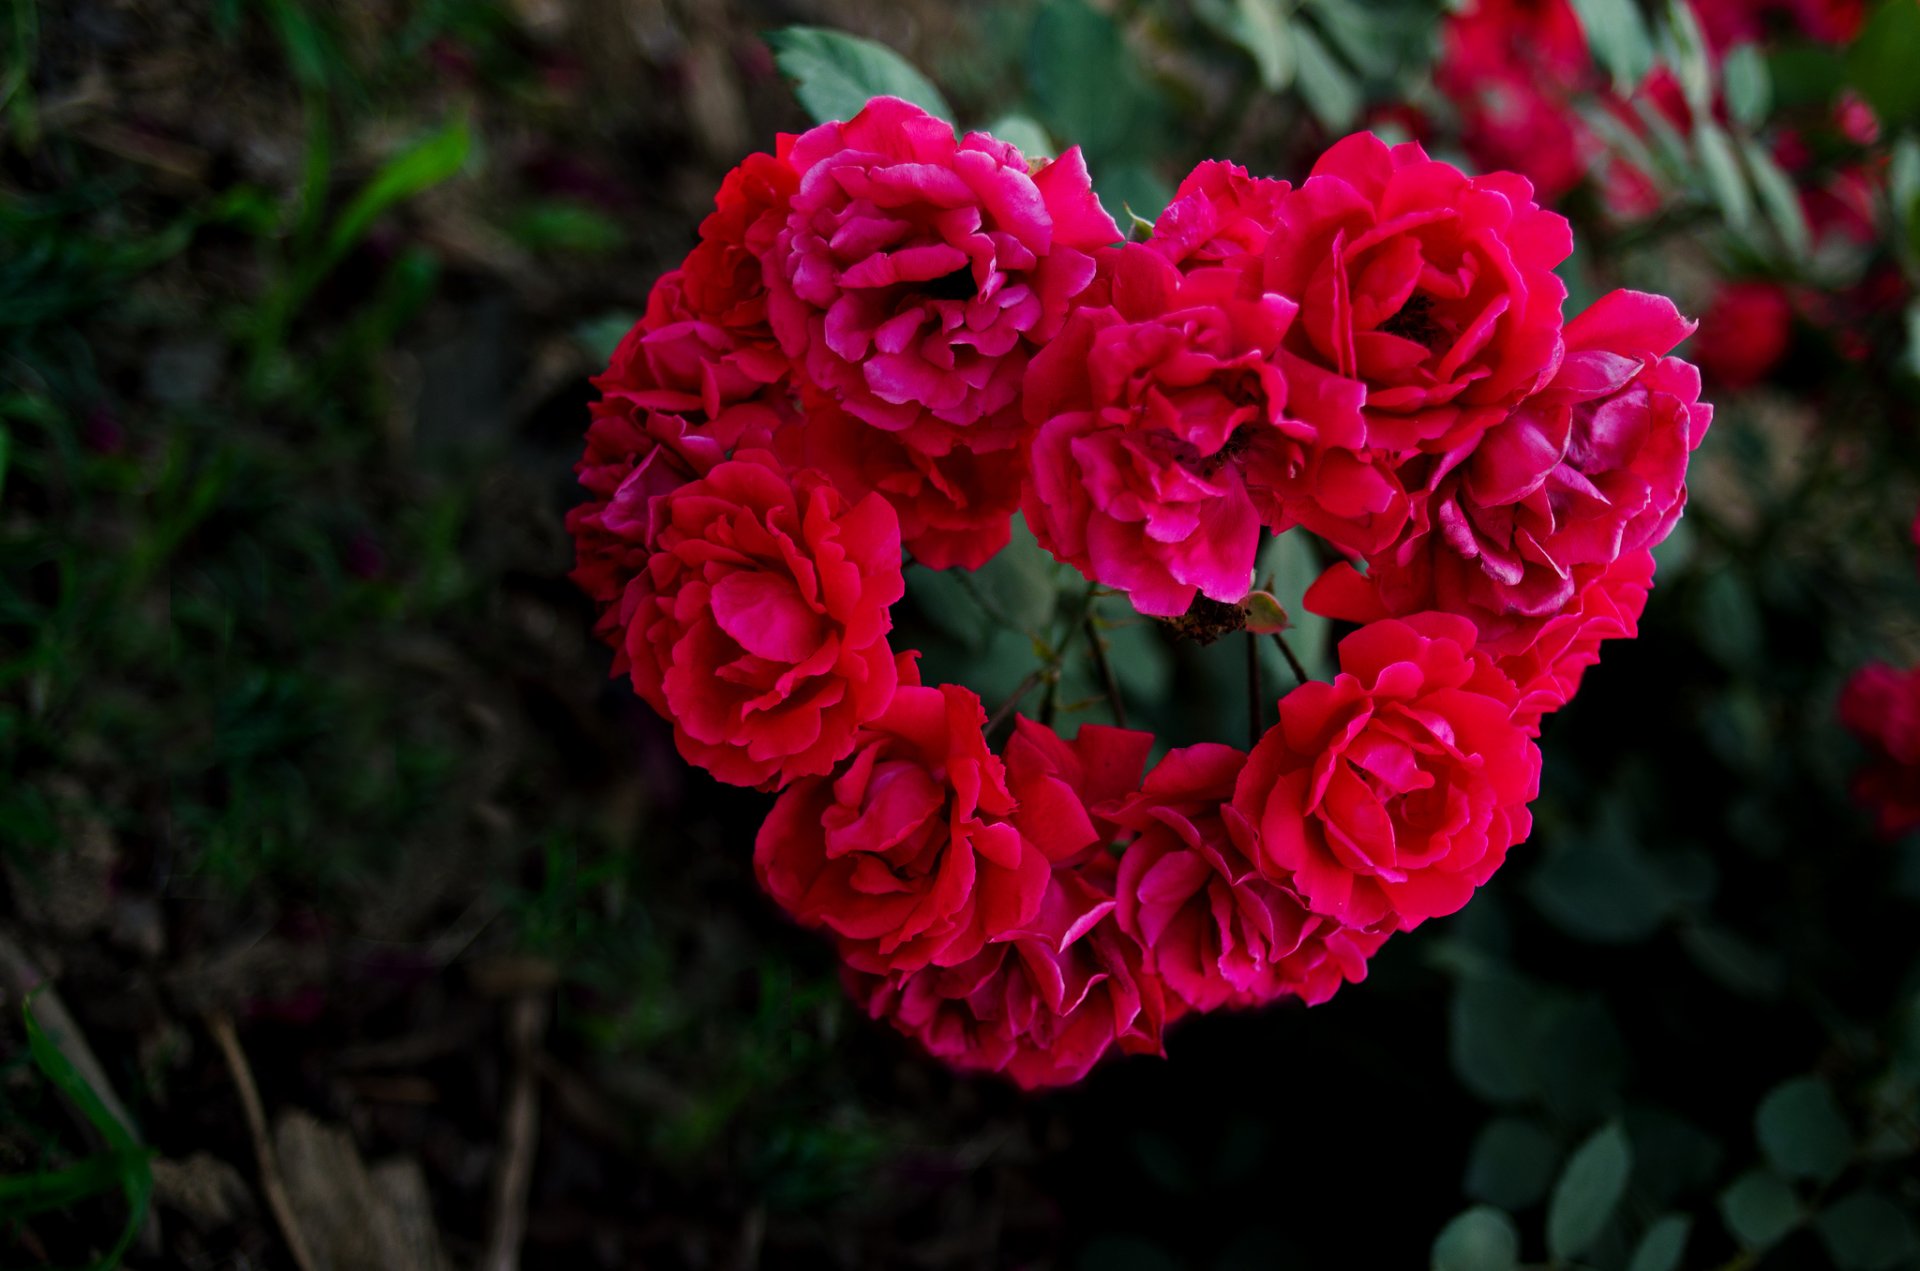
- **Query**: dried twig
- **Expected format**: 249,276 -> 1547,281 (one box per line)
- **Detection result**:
482,994 -> 549,1271
206,1012 -> 318,1271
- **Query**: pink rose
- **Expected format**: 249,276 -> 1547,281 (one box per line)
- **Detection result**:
765,96 -> 1120,458
1113,743 -> 1384,1010
1230,614 -> 1540,929
1147,160 -> 1292,268
1260,132 -> 1573,456
1495,549 -> 1655,733
623,451 -> 902,789
1436,0 -> 1597,205
848,870 -> 1171,1089
756,682 -> 1082,974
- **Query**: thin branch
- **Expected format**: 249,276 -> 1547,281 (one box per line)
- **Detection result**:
1246,632 -> 1263,749
1270,631 -> 1310,689
1084,609 -> 1127,728
987,669 -> 1045,737
482,994 -> 548,1271
207,1012 -> 318,1271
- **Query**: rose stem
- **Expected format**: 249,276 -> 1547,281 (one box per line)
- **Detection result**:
1085,608 -> 1128,728
1246,630 -> 1263,749
1270,631 -> 1310,689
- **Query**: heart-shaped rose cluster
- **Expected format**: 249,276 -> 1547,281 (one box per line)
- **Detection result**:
568,97 -> 1712,1089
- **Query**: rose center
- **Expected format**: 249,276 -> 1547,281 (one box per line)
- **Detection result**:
1380,293 -> 1446,349
924,266 -> 978,302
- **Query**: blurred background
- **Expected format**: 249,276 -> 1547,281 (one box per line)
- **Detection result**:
4,0 -> 1920,1267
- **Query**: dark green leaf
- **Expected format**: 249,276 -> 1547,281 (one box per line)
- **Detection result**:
1665,0 -> 1714,112
1817,1192 -> 1920,1270
1695,120 -> 1755,233
1757,1076 -> 1852,1182
322,116 -> 470,272
1547,1121 -> 1632,1262
1527,821 -> 1674,943
766,26 -> 954,126
1028,0 -> 1165,165
1465,1118 -> 1561,1210
1450,973 -> 1548,1104
1540,1000 -> 1629,1123
1723,43 -> 1771,126
1571,0 -> 1656,90
1199,0 -> 1296,91
1680,922 -> 1784,998
1292,24 -> 1360,130
1743,138 -> 1811,261
1891,134 -> 1920,258
1845,0 -> 1920,124
1431,1206 -> 1520,1271
1767,41 -> 1844,108
1627,1214 -> 1692,1271
1719,1169 -> 1803,1250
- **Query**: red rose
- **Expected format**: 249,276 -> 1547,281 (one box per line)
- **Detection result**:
622,451 -> 902,789
1147,160 -> 1292,268
765,96 -> 1120,458
1342,289 -> 1705,649
1021,246 -> 1299,614
1112,743 -> 1383,1010
755,682 -> 1095,973
569,151 -> 799,654
1000,717 -> 1157,873
847,870 -> 1171,1089
1259,132 -> 1572,457
784,390 -> 1024,570
1692,281 -> 1792,391
1495,549 -> 1654,733
1840,662 -> 1920,838
1230,614 -> 1540,929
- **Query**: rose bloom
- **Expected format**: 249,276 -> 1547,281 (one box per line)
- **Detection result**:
1493,548 -> 1654,733
1692,281 -> 1792,391
1022,243 -> 1384,615
765,95 -> 1120,458
1309,289 -> 1707,655
782,388 -> 1024,570
1230,614 -> 1540,929
1147,160 -> 1292,269
1113,742 -> 1387,1011
1839,662 -> 1920,838
621,450 -> 903,789
569,152 -> 798,654
756,680 -> 1084,974
1259,132 -> 1573,457
847,870 -> 1172,1089
1000,716 -> 1157,873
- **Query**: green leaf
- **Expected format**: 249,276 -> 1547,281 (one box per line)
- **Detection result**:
1743,138 -> 1811,261
1845,0 -> 1920,124
1723,43 -> 1771,126
1665,0 -> 1714,113
321,115 -> 471,272
1547,1121 -> 1633,1262
1431,1206 -> 1520,1271
1719,1169 -> 1803,1250
985,112 -> 1055,158
1540,1000 -> 1629,1123
22,995 -> 154,1271
1891,133 -> 1920,258
1527,818 -> 1674,943
971,513 -> 1065,638
1817,1192 -> 1920,1270
1450,973 -> 1549,1103
1465,1118 -> 1561,1210
1571,0 -> 1656,91
1627,1214 -> 1692,1271
1028,0 -> 1165,165
1679,921 -> 1784,998
1101,162 -> 1174,226
575,312 -> 641,366
1695,120 -> 1754,233
1200,0 -> 1296,91
1768,42 -> 1845,108
1757,1076 -> 1852,1182
766,26 -> 954,126
1292,23 -> 1361,130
